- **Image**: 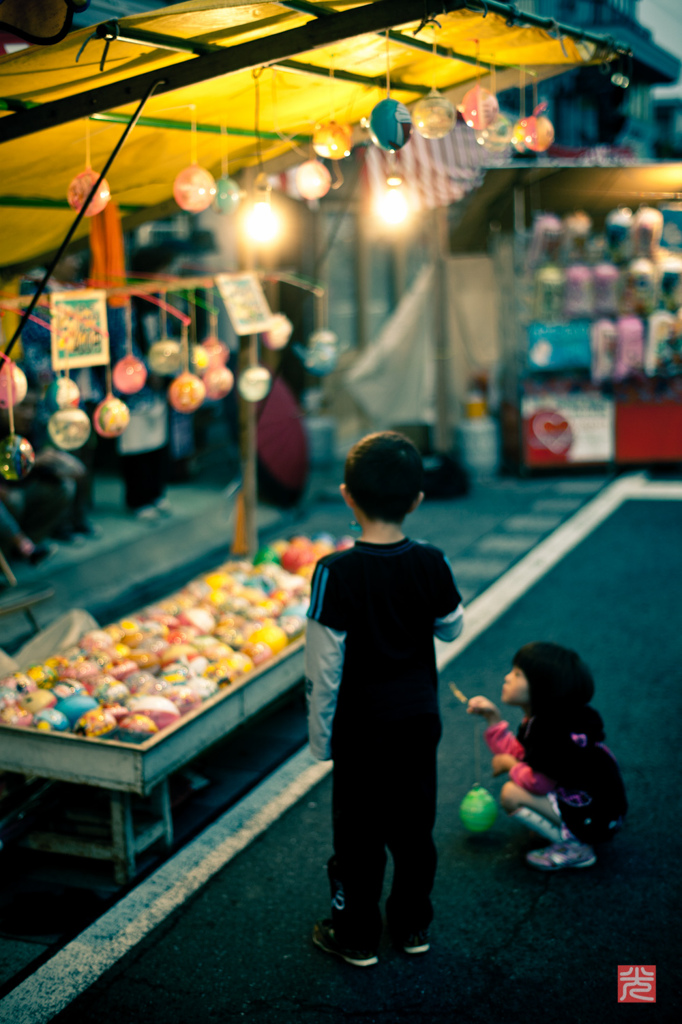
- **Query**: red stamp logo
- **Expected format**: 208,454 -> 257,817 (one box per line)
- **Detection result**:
618,965 -> 656,1002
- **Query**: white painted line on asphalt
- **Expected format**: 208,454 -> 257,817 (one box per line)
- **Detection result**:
3,471 -> 679,1023
435,472 -> 652,669
0,749 -> 331,1024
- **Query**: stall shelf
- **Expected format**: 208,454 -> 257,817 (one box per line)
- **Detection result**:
0,638 -> 304,882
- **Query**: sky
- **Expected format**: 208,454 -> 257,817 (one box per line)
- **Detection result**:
638,0 -> 682,98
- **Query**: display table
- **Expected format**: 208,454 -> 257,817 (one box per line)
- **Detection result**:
0,638 -> 304,882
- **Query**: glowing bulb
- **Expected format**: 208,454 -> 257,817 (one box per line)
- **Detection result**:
378,186 -> 408,225
247,200 -> 278,243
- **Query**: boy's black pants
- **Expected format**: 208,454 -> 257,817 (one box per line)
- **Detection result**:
329,713 -> 441,950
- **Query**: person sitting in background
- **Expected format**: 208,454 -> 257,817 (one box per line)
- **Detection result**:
0,497 -> 54,566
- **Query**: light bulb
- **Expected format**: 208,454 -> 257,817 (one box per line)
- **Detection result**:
378,186 -> 408,225
247,200 -> 278,243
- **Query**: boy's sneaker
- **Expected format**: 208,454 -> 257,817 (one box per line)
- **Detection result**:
526,840 -> 597,872
401,930 -> 430,955
312,919 -> 378,967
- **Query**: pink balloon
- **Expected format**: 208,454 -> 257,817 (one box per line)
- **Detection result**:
0,361 -> 27,409
173,165 -> 216,213
67,168 -> 110,217
203,365 -> 234,400
112,354 -> 148,395
201,335 -> 229,368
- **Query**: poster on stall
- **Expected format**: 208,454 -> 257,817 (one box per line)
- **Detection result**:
215,272 -> 273,336
522,389 -> 614,465
50,289 -> 109,370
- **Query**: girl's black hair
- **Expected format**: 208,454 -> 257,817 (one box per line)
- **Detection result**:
513,642 -> 594,716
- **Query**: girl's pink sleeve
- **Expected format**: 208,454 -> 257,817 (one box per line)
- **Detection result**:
509,762 -> 556,795
484,721 -> 525,758
485,722 -> 556,794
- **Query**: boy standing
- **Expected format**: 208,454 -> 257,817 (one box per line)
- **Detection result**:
305,432 -> 464,967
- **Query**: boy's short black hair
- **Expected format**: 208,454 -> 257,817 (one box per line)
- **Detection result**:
344,431 -> 424,523
513,642 -> 595,716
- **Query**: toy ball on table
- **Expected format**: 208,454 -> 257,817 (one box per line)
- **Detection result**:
54,693 -> 98,727
248,624 -> 288,655
0,704 -> 33,727
34,707 -> 70,732
459,785 -> 498,832
253,546 -> 281,567
20,689 -> 57,715
127,695 -> 180,731
0,434 -> 35,481
73,707 -> 117,738
117,713 -> 158,738
44,377 -> 81,412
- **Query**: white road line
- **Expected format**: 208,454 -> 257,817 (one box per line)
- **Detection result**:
0,751 -> 331,1024
2,471 -> 679,1023
435,472 -> 653,669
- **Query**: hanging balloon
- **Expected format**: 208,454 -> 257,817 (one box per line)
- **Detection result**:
295,159 -> 332,200
201,335 -> 229,368
173,165 -> 217,213
189,345 -> 211,377
412,89 -> 456,140
148,339 -> 182,376
312,121 -> 352,160
168,372 -> 206,413
0,361 -> 27,409
474,112 -> 514,153
262,313 -> 294,351
237,366 -> 272,402
530,113 -> 555,153
214,176 -> 242,214
461,84 -> 499,130
47,408 -> 91,450
203,365 -> 235,401
0,434 -> 35,481
44,377 -> 80,412
92,395 -> 130,438
369,98 -> 412,152
298,329 -> 339,376
112,354 -> 148,395
511,118 -> 532,153
459,785 -> 498,832
516,104 -> 555,153
67,168 -> 111,217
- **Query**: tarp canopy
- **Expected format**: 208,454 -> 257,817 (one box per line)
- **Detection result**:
0,0 -> 626,270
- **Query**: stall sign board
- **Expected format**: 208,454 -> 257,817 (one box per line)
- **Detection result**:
50,289 -> 110,370
522,390 -> 614,466
527,321 -> 592,371
215,272 -> 273,336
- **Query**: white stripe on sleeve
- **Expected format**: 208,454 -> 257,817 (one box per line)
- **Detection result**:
433,602 -> 464,642
304,618 -> 346,761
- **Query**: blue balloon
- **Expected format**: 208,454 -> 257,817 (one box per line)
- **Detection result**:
54,693 -> 99,727
369,98 -> 413,152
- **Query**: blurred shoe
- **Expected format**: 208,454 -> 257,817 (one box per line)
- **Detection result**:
72,518 -> 100,537
312,919 -> 378,967
27,542 -> 57,566
134,505 -> 162,522
50,525 -> 76,543
401,930 -> 430,955
526,840 -> 597,871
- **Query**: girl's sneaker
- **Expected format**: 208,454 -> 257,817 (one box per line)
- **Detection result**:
312,919 -> 378,967
526,840 -> 597,871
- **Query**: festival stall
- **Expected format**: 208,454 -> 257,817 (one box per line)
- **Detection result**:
0,1 -> 632,878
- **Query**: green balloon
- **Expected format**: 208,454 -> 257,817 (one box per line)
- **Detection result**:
253,546 -> 280,566
459,785 -> 498,832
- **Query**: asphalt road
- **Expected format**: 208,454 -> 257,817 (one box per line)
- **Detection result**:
38,496 -> 681,1024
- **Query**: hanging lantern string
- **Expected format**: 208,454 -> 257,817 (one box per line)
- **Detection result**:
0,350 -> 15,435
105,363 -> 113,396
253,67 -> 264,171
124,301 -> 132,356
533,80 -> 538,114
85,117 -> 91,170
128,290 -> 191,326
270,70 -> 307,158
190,104 -> 198,165
432,35 -> 437,91
491,61 -> 496,97
160,292 -> 167,339
330,57 -> 335,120
189,288 -> 197,346
385,29 -> 391,98
180,323 -> 190,373
520,66 -> 525,119
221,123 -> 229,179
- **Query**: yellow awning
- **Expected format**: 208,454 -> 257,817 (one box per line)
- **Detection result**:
0,0 -> 622,270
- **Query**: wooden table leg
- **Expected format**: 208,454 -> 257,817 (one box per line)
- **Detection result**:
110,790 -> 136,885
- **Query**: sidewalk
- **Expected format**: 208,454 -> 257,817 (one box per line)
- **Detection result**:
0,472 -> 679,1023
